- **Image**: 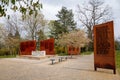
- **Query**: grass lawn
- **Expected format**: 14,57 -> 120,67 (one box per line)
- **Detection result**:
116,50 -> 120,73
58,51 -> 93,56
57,53 -> 68,56
81,51 -> 93,55
0,55 -> 16,58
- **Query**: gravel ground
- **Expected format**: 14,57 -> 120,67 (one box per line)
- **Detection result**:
0,54 -> 120,80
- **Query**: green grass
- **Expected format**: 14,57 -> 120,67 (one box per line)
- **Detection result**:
81,51 -> 93,55
116,50 -> 120,73
57,53 -> 68,56
0,55 -> 16,58
57,51 -> 93,56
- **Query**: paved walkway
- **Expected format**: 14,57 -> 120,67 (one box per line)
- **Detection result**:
0,54 -> 120,80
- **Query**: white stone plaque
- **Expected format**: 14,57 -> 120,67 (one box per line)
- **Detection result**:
32,51 -> 46,57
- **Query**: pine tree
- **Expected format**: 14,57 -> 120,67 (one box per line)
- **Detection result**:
49,20 -> 63,39
49,7 -> 76,40
56,7 -> 76,32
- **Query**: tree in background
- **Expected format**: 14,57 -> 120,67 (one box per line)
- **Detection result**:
37,29 -> 47,41
5,14 -> 22,37
56,7 -> 76,32
77,0 -> 112,51
49,20 -> 63,40
115,38 -> 120,50
0,22 -> 20,56
0,0 -> 42,19
58,29 -> 90,48
23,12 -> 47,40
0,24 -> 6,49
57,29 -> 90,55
49,7 -> 76,40
3,14 -> 21,55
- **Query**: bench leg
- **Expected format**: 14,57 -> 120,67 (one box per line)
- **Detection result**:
65,57 -> 67,60
59,59 -> 61,62
52,60 -> 54,65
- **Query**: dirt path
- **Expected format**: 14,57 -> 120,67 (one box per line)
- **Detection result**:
0,54 -> 120,80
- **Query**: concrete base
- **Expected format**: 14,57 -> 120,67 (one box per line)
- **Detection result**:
18,55 -> 56,60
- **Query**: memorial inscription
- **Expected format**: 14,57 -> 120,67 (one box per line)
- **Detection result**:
96,26 -> 110,54
40,38 -> 55,55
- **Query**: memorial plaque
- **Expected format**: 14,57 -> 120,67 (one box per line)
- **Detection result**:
32,51 -> 46,57
94,21 -> 116,74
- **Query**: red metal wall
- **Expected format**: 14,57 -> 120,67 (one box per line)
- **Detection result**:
40,38 -> 55,55
68,46 -> 80,55
20,40 -> 36,55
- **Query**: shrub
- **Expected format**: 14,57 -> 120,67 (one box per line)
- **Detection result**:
0,48 -> 10,56
55,46 -> 67,54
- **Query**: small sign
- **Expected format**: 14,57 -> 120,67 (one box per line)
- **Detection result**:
32,51 -> 46,57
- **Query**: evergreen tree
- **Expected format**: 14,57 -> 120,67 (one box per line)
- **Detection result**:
56,7 -> 76,32
49,7 -> 76,40
37,30 -> 46,41
49,20 -> 63,39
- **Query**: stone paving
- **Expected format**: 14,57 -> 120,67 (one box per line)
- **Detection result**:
0,54 -> 120,80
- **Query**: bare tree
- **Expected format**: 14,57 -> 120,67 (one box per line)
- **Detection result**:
77,0 -> 112,50
23,12 -> 47,40
0,24 -> 7,48
3,14 -> 22,55
5,14 -> 22,36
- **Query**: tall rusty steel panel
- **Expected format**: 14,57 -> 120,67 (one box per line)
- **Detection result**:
68,46 -> 80,55
94,21 -> 116,74
40,38 -> 55,55
20,40 -> 36,55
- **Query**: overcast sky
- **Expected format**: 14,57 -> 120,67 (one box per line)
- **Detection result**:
0,0 -> 120,38
41,0 -> 120,38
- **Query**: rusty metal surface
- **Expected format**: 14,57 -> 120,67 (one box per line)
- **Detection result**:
20,40 -> 36,55
40,38 -> 55,55
68,46 -> 80,55
93,21 -> 116,74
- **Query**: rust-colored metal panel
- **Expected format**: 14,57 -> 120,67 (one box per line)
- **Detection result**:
94,21 -> 116,74
68,46 -> 80,55
20,40 -> 36,55
40,38 -> 55,55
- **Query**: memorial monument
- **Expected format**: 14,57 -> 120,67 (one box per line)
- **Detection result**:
68,46 -> 80,55
94,21 -> 116,74
40,38 -> 55,55
20,40 -> 36,55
